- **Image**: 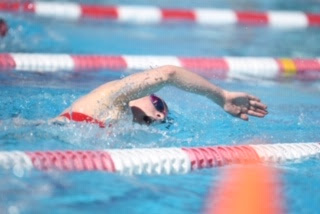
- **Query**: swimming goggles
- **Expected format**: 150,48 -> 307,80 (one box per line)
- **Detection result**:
150,94 -> 168,117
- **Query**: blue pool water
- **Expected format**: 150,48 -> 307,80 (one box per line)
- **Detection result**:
1,0 -> 320,213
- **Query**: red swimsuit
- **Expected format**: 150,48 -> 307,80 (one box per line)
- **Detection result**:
60,112 -> 106,128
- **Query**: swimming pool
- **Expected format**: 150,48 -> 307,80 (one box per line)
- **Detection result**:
1,0 -> 320,213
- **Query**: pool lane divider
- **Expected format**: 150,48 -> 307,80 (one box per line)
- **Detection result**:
1,53 -> 320,80
0,2 -> 320,28
0,143 -> 319,175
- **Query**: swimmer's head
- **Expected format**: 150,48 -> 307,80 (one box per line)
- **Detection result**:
0,18 -> 8,38
129,94 -> 168,125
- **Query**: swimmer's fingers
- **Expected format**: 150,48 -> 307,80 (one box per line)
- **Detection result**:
238,105 -> 267,120
225,103 -> 265,121
247,110 -> 266,118
247,94 -> 267,111
247,94 -> 261,102
249,100 -> 267,110
249,106 -> 268,115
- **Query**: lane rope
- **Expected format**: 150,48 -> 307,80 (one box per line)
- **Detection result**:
0,2 -> 320,28
0,143 -> 319,175
1,53 -> 320,80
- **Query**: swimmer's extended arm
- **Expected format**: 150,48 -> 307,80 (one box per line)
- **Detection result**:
112,65 -> 225,104
165,66 -> 267,120
112,65 -> 267,120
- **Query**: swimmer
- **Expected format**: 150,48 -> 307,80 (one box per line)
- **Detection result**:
0,18 -> 8,37
54,65 -> 268,127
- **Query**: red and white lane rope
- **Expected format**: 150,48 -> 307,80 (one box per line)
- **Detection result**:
0,143 -> 319,175
0,2 -> 320,28
1,53 -> 320,80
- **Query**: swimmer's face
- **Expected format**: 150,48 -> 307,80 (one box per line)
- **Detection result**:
129,95 -> 168,125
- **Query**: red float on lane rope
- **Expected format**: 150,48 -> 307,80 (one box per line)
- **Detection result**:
81,5 -> 118,19
71,55 -> 127,71
26,151 -> 115,171
0,54 -> 16,71
236,11 -> 269,25
161,9 -> 196,21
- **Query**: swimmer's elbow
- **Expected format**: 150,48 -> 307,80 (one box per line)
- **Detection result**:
158,65 -> 179,82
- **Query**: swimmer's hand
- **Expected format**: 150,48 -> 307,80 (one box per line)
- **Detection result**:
223,91 -> 268,121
